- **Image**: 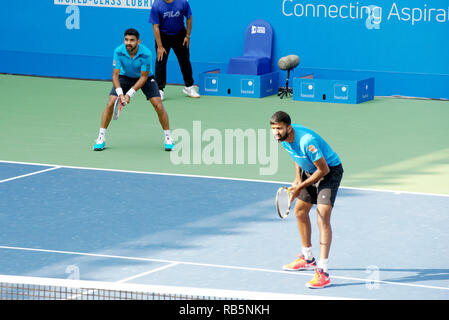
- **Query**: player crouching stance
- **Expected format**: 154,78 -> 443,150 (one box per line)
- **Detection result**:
93,28 -> 173,152
270,111 -> 344,288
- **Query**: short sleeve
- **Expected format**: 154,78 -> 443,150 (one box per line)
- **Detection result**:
305,139 -> 323,163
184,0 -> 192,18
140,52 -> 153,74
149,3 -> 160,24
112,49 -> 121,70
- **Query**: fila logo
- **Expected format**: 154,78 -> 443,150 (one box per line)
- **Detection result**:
163,10 -> 181,18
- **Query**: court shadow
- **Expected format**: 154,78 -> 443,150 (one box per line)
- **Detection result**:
381,268 -> 449,284
331,268 -> 449,285
327,282 -> 367,288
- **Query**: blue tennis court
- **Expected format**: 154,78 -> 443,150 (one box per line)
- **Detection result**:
0,160 -> 448,300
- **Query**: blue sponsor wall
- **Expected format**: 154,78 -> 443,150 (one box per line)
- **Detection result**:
0,0 -> 448,99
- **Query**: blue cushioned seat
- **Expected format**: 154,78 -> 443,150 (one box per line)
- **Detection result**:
227,20 -> 273,75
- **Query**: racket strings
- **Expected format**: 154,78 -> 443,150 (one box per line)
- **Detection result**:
113,98 -> 125,120
276,187 -> 291,219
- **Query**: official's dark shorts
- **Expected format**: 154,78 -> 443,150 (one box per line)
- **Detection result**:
109,75 -> 160,100
298,163 -> 344,207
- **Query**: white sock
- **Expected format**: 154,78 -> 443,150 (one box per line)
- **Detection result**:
318,259 -> 329,273
99,128 -> 106,139
164,130 -> 171,138
301,247 -> 313,261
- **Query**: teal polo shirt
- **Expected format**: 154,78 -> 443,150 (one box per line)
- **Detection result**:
113,43 -> 153,78
282,124 -> 341,173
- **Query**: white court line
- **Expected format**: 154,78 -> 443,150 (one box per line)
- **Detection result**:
116,262 -> 179,284
0,245 -> 448,292
1,159 -> 448,198
0,166 -> 61,184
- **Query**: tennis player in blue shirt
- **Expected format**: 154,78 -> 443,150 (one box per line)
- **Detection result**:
93,28 -> 173,152
149,0 -> 199,100
270,111 -> 344,288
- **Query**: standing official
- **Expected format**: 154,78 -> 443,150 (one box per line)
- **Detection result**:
149,0 -> 200,100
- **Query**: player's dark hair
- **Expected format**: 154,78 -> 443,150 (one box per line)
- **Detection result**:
124,28 -> 140,40
270,111 -> 291,125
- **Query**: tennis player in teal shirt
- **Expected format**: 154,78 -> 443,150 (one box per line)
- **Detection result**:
93,28 -> 173,152
270,111 -> 344,289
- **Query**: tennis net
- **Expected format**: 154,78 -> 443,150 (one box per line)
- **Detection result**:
0,275 -> 323,300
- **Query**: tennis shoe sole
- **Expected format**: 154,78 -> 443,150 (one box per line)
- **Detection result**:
93,142 -> 106,151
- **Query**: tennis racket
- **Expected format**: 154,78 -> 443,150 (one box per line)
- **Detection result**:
276,186 -> 292,219
112,97 -> 125,120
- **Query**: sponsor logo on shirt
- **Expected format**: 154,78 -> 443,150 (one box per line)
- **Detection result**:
308,145 -> 317,153
163,10 -> 181,18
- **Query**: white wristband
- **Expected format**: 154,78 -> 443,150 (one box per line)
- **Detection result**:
115,87 -> 124,96
126,88 -> 136,98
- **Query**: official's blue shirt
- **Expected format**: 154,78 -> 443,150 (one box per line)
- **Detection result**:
149,0 -> 192,35
281,124 -> 341,173
113,43 -> 153,78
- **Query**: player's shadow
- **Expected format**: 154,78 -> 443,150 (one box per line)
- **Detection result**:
329,267 -> 449,288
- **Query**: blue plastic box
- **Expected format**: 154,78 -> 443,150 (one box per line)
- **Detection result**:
199,69 -> 279,98
292,71 -> 374,104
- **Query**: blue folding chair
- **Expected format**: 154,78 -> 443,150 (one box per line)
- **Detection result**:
227,19 -> 273,75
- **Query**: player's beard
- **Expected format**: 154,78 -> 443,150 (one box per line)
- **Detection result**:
276,131 -> 289,142
126,44 -> 137,54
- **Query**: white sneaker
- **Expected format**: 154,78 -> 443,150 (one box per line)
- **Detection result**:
159,90 -> 164,101
182,86 -> 200,98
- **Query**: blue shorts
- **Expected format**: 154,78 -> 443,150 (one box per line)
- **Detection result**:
110,75 -> 160,100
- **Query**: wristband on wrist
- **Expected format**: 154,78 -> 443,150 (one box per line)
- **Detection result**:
126,88 -> 136,97
115,87 -> 124,96
185,34 -> 191,39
